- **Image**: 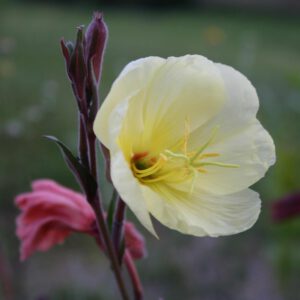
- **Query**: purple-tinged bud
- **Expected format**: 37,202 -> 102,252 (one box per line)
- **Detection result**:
61,27 -> 87,108
60,39 -> 72,67
68,27 -> 87,102
272,192 -> 300,222
85,12 -> 108,85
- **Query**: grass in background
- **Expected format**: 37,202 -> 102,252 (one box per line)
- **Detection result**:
1,3 -> 300,300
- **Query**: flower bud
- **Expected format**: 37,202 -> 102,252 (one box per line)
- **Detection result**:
68,27 -> 87,102
85,12 -> 108,85
61,27 -> 87,107
60,39 -> 72,67
61,14 -> 107,112
272,192 -> 300,222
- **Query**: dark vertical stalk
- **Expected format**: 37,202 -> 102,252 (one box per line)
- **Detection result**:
85,131 -> 130,300
90,192 -> 129,300
100,143 -> 112,183
84,68 -> 130,300
78,113 -> 90,169
112,196 -> 126,261
124,251 -> 144,300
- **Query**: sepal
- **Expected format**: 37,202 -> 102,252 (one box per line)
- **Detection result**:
44,135 -> 97,202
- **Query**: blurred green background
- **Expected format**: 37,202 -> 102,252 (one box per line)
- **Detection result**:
1,0 -> 300,299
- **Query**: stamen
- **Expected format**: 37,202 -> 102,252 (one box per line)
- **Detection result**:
131,123 -> 239,187
183,117 -> 190,154
197,167 -> 208,173
139,170 -> 189,183
190,126 -> 219,163
164,150 -> 189,162
198,153 -> 220,158
189,168 -> 198,195
132,155 -> 166,178
193,161 -> 240,168
170,117 -> 190,152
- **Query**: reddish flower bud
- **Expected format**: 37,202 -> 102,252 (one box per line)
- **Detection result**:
61,14 -> 107,112
60,39 -> 72,66
61,28 -> 87,109
15,179 -> 146,261
272,192 -> 300,222
68,27 -> 87,102
85,12 -> 108,84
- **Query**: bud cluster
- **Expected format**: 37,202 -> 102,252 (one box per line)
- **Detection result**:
61,12 -> 108,117
60,12 -> 108,175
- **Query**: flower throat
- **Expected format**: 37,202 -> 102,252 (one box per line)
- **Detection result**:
131,124 -> 239,188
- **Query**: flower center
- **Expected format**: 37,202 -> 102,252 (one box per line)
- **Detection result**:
130,125 -> 239,188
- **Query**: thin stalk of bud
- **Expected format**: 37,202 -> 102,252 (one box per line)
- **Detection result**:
100,143 -> 112,183
112,197 -> 127,263
124,251 -> 144,300
78,114 -> 89,170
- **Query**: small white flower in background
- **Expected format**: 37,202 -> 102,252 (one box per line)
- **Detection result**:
94,55 -> 275,237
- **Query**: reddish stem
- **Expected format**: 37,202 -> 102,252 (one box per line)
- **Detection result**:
78,113 -> 90,169
86,133 -> 129,300
100,143 -> 112,183
112,197 -> 126,262
94,234 -> 144,300
82,67 -> 129,300
124,251 -> 144,300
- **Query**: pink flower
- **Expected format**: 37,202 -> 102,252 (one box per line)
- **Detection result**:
272,192 -> 300,222
15,179 -> 146,261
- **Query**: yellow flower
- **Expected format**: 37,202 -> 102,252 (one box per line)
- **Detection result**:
94,55 -> 275,237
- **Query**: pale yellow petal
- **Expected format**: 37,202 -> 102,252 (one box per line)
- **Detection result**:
191,120 -> 275,195
105,95 -> 157,236
94,57 -> 165,148
187,63 -> 275,195
95,55 -> 226,155
142,184 -> 261,237
110,150 -> 157,237
188,63 -> 260,149
136,55 -> 226,153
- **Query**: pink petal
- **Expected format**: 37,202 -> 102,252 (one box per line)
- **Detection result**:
125,222 -> 147,260
15,179 -> 96,261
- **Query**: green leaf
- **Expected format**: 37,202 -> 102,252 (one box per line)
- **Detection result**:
44,135 -> 97,201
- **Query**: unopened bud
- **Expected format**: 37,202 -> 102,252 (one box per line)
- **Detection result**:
272,192 -> 300,222
85,12 -> 108,85
61,27 -> 87,107
60,39 -> 71,66
68,27 -> 87,102
60,13 -> 107,114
